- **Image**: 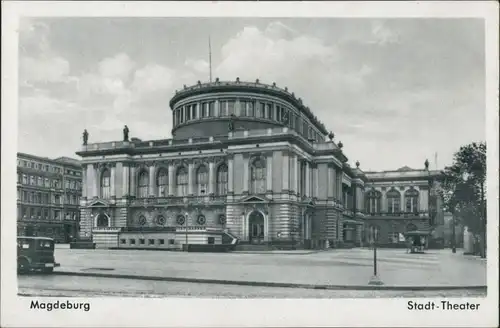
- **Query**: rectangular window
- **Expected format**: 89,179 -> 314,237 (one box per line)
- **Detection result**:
267,104 -> 273,119
139,238 -> 145,245
168,239 -> 175,245
208,102 -> 215,117
44,208 -> 49,219
220,101 -> 227,116
148,239 -> 155,245
227,101 -> 235,116
130,239 -> 136,245
22,174 -> 28,184
186,105 -> 191,121
192,104 -> 197,119
120,239 -> 126,244
207,237 -> 215,244
159,239 -> 165,245
202,103 -> 208,117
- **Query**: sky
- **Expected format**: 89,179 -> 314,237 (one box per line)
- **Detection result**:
17,17 -> 485,171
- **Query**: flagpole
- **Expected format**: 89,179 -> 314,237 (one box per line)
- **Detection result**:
209,36 -> 212,82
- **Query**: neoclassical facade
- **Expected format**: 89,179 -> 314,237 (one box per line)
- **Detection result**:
363,166 -> 443,247
76,79 -> 440,250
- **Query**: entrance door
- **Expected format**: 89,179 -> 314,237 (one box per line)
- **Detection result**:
248,211 -> 265,244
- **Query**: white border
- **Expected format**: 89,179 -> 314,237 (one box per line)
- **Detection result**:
2,1 -> 499,327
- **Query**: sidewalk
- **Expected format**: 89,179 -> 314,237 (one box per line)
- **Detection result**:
52,248 -> 487,290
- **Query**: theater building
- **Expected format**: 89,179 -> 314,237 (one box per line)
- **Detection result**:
17,152 -> 82,243
76,79 -> 369,250
363,165 -> 444,247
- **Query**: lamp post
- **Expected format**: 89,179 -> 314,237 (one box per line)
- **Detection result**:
368,225 -> 383,285
184,212 -> 189,252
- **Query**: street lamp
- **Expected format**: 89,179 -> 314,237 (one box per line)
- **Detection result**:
184,212 -> 189,252
368,225 -> 383,285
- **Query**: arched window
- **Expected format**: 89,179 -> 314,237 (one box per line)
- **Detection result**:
196,165 -> 208,195
137,171 -> 149,198
250,158 -> 266,194
405,188 -> 419,213
100,169 -> 111,199
96,214 -> 108,227
386,189 -> 401,214
156,169 -> 168,197
365,189 -> 381,214
176,167 -> 188,197
216,164 -> 228,195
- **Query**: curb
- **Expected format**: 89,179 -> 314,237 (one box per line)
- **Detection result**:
53,271 -> 487,292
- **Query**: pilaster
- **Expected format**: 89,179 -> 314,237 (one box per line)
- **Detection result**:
243,154 -> 249,194
208,161 -> 215,195
266,152 -> 273,193
129,164 -> 136,197
282,151 -> 289,191
188,162 -> 194,196
110,163 -> 116,197
148,162 -> 156,197
168,164 -> 175,196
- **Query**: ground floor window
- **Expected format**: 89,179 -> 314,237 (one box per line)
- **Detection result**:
120,239 -> 126,244
207,237 -> 215,244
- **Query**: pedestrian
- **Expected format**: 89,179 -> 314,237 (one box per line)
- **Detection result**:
406,237 -> 412,254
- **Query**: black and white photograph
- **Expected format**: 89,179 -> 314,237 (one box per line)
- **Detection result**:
1,1 -> 498,327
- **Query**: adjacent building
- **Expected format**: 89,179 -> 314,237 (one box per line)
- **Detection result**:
363,166 -> 444,247
75,78 -> 444,250
17,152 -> 83,242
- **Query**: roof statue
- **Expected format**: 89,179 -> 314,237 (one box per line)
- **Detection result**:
123,125 -> 130,142
82,129 -> 89,146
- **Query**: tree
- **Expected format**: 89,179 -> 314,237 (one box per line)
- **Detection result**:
439,142 -> 486,257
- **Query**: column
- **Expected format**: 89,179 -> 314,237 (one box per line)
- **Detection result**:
122,164 -> 129,197
422,189 -> 429,211
215,100 -> 220,117
381,190 -> 387,212
327,165 -> 333,199
305,162 -> 310,197
228,156 -> 234,194
401,189 -> 405,212
81,165 -> 87,198
208,161 -> 215,194
149,164 -> 156,197
266,153 -> 273,192
235,99 -> 241,116
314,166 -> 319,198
293,155 -> 299,193
129,165 -> 136,197
337,169 -> 342,200
197,102 -> 201,118
92,164 -> 98,198
282,151 -> 289,191
110,164 -> 116,197
168,164 -> 175,196
188,163 -> 194,195
243,156 -> 249,193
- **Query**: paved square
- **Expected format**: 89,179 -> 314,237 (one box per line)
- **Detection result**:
53,247 -> 487,287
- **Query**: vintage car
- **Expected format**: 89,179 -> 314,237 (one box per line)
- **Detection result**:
17,236 -> 60,273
